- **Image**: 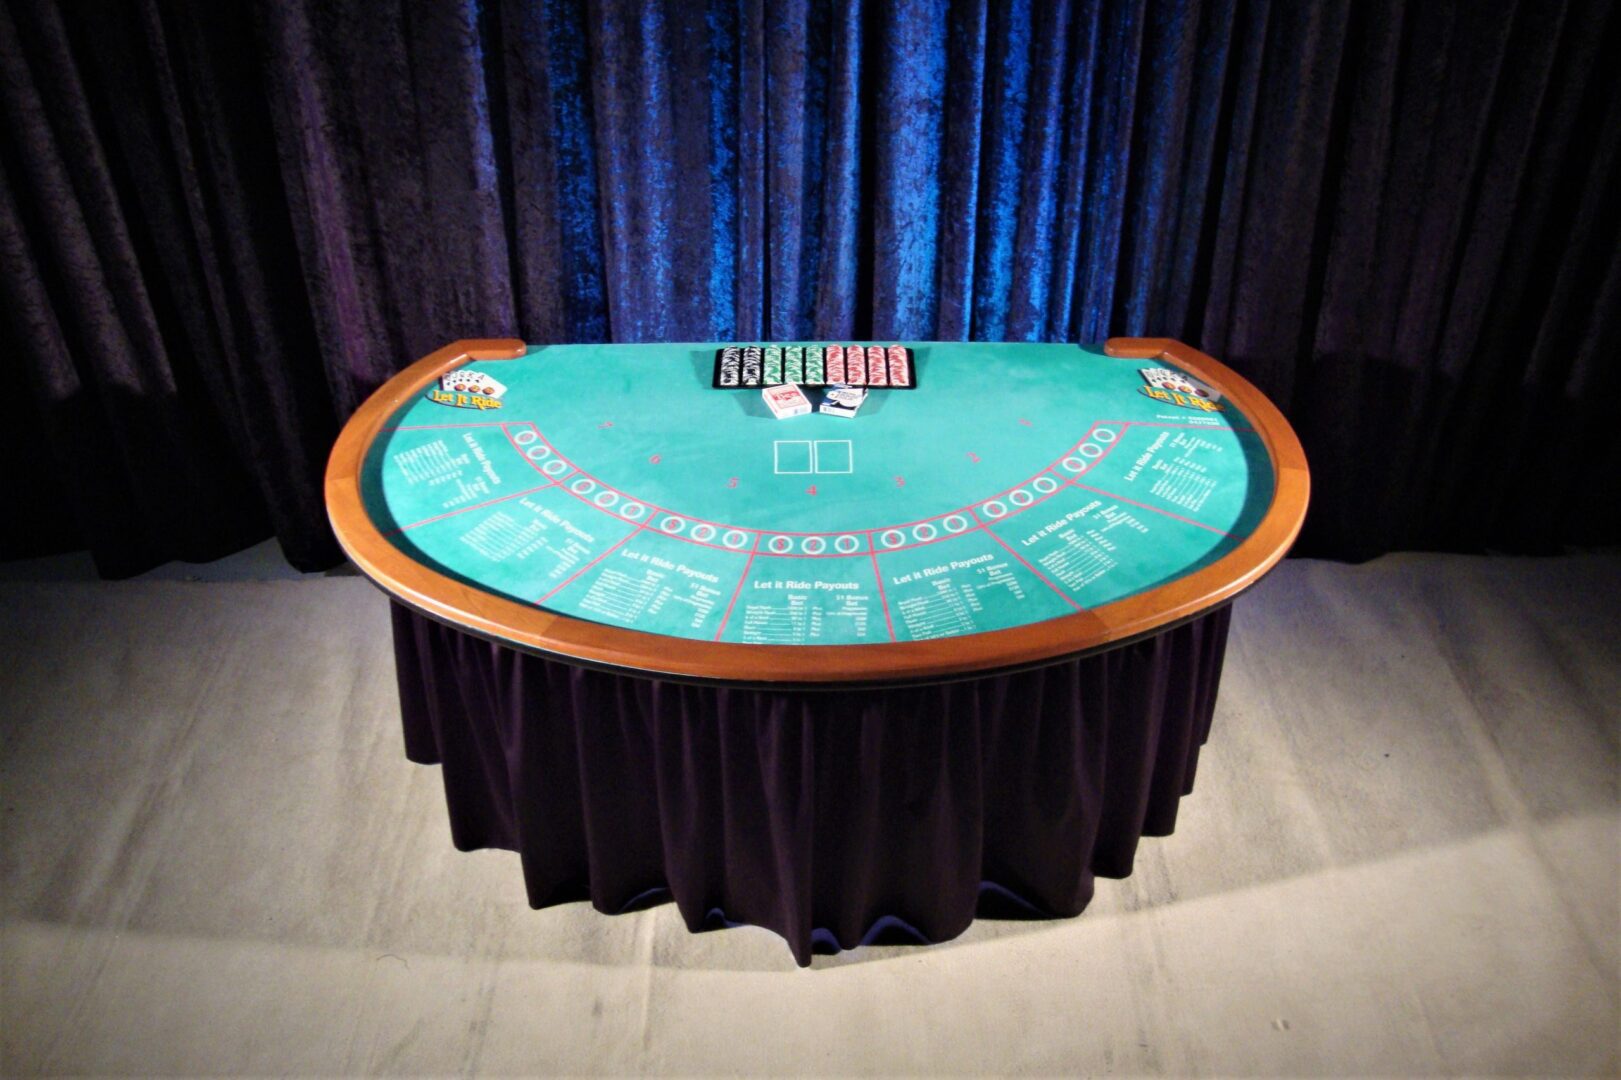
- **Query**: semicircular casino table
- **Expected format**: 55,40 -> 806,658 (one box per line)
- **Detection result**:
326,337 -> 1308,964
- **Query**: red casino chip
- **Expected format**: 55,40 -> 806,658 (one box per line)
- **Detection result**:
825,343 -> 846,384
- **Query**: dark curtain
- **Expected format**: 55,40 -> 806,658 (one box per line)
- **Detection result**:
2,0 -> 1616,574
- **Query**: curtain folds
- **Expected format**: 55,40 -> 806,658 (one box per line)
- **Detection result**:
2,0 -> 1616,573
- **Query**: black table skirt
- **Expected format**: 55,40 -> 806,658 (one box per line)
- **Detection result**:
391,603 -> 1231,965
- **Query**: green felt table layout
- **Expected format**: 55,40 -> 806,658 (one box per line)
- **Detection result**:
356,342 -> 1274,650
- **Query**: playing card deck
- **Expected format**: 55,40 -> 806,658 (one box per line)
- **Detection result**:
1139,367 -> 1220,402
817,385 -> 867,418
440,369 -> 507,398
762,383 -> 813,418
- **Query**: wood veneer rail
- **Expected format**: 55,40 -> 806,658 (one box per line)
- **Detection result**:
325,338 -> 1310,686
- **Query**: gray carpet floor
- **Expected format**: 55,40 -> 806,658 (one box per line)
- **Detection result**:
1,549 -> 1617,1075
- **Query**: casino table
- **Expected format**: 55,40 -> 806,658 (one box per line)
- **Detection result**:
326,337 -> 1307,963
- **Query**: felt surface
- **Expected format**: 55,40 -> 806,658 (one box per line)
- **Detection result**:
363,342 -> 1270,646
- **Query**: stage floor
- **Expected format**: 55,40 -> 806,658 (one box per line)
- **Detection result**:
2,545 -> 1616,1075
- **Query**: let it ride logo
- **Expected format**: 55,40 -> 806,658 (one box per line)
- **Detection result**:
1138,367 -> 1223,413
427,369 -> 506,411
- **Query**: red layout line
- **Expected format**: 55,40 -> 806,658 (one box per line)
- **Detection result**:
1070,482 -> 1230,535
867,543 -> 899,642
496,417 -> 1238,564
832,422 -> 1136,551
787,422 -> 1127,541
507,423 -> 755,545
712,534 -> 764,641
510,419 -> 1045,555
725,547 -> 867,560
970,509 -> 1083,611
501,423 -> 576,481
867,504 -> 1036,557
534,526 -> 644,606
509,423 -> 960,550
397,482 -> 557,532
1126,420 -> 1257,432
862,484 -> 1068,557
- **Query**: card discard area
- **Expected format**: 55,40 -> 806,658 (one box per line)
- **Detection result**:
714,344 -> 915,389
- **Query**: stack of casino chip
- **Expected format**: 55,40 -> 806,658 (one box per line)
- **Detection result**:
844,344 -> 867,384
785,346 -> 805,384
805,346 -> 825,384
887,345 -> 910,386
763,346 -> 784,385
866,345 -> 888,387
825,344 -> 846,384
741,346 -> 763,385
717,346 -> 742,387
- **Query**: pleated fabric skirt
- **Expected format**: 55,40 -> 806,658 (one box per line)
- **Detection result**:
391,602 -> 1231,965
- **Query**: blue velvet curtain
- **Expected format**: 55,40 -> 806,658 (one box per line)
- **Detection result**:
2,0 -> 1617,573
